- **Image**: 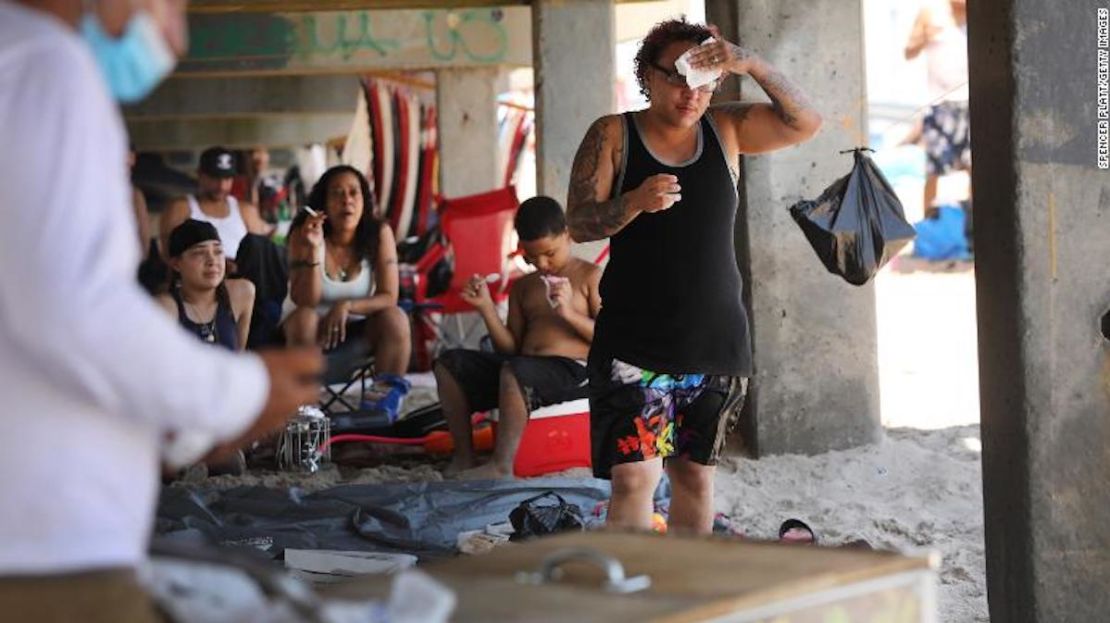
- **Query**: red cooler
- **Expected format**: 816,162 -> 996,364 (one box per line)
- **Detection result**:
493,399 -> 592,477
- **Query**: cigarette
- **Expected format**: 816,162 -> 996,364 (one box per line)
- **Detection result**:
304,206 -> 320,217
484,273 -> 500,283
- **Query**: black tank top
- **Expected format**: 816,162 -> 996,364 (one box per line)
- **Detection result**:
172,288 -> 239,351
593,111 -> 752,376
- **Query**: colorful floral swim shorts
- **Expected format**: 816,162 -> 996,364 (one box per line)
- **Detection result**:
587,352 -> 748,479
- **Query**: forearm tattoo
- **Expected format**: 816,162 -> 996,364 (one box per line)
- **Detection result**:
724,42 -> 813,130
568,120 -> 604,210
569,196 -> 628,242
728,42 -> 755,65
754,67 -> 813,130
567,120 -> 634,242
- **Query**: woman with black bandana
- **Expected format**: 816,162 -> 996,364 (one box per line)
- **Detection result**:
157,219 -> 255,351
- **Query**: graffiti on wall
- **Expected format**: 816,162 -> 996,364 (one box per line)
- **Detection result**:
183,8 -> 524,73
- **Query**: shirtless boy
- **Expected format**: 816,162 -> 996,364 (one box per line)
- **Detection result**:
434,196 -> 601,479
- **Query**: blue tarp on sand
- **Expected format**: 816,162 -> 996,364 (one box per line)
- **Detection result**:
156,478 -> 671,562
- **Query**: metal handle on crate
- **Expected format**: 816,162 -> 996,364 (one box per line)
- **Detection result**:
515,547 -> 651,594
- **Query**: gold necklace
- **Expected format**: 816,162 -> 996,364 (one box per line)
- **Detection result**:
326,244 -> 353,281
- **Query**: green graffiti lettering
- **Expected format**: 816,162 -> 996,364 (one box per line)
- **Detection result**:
423,10 -> 507,63
342,12 -> 398,59
297,13 -> 399,61
187,15 -> 294,62
184,9 -> 507,70
299,15 -> 339,58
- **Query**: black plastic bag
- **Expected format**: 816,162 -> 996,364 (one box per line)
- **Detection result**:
509,492 -> 585,541
789,148 -> 916,286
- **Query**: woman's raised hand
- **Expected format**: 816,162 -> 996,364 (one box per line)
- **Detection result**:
301,210 -> 326,249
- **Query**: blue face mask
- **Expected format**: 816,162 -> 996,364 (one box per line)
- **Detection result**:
80,10 -> 176,103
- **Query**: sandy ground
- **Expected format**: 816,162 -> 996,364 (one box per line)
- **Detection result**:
714,260 -> 986,622
191,260 -> 987,621
715,425 -> 986,623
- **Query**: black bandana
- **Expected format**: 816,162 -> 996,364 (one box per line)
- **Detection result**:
168,219 -> 220,257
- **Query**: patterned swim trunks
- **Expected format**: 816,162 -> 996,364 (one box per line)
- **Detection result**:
587,352 -> 748,479
923,100 -> 971,177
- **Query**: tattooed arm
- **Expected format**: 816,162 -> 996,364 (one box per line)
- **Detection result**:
689,27 -> 823,154
567,115 -> 683,242
566,116 -> 631,242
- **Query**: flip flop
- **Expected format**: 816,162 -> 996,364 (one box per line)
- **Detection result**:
842,538 -> 874,551
778,518 -> 817,545
713,512 -> 744,537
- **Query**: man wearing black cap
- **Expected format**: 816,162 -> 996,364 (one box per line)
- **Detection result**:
160,146 -> 273,266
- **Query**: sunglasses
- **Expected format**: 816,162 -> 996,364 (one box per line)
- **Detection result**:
649,61 -> 720,93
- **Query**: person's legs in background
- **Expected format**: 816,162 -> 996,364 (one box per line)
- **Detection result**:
456,363 -> 530,479
922,103 -> 946,217
361,306 -> 413,420
608,459 -> 664,529
459,355 -> 590,479
435,358 -> 478,475
922,100 -> 971,219
590,354 -> 670,530
366,306 -> 411,376
434,349 -> 500,474
665,459 -> 717,534
667,376 -> 748,534
282,307 -> 318,347
923,174 -> 940,218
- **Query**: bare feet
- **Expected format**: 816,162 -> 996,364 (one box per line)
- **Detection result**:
443,455 -> 477,477
455,462 -> 514,481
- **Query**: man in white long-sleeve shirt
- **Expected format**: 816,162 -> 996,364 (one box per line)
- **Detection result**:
0,1 -> 323,619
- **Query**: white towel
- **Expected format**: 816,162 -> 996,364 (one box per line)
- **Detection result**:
675,38 -> 723,89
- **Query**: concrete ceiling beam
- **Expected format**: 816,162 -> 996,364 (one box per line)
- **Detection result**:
127,114 -> 353,150
186,0 -> 651,13
124,75 -> 364,120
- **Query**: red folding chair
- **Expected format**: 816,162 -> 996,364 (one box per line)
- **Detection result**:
408,186 -> 520,368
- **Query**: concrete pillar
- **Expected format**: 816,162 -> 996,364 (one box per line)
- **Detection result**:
706,0 -> 880,455
532,0 -> 614,260
435,67 -> 502,198
969,2 -> 1110,620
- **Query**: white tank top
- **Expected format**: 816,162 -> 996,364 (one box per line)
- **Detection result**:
281,240 -> 376,321
187,194 -> 249,257
924,12 -> 969,102
317,241 -> 375,306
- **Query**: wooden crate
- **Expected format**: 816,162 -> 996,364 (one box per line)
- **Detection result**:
326,531 -> 937,622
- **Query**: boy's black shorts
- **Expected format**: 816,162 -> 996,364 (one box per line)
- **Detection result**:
587,350 -> 748,480
436,349 -> 589,412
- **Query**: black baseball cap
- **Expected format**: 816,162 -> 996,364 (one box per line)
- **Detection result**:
198,146 -> 237,178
